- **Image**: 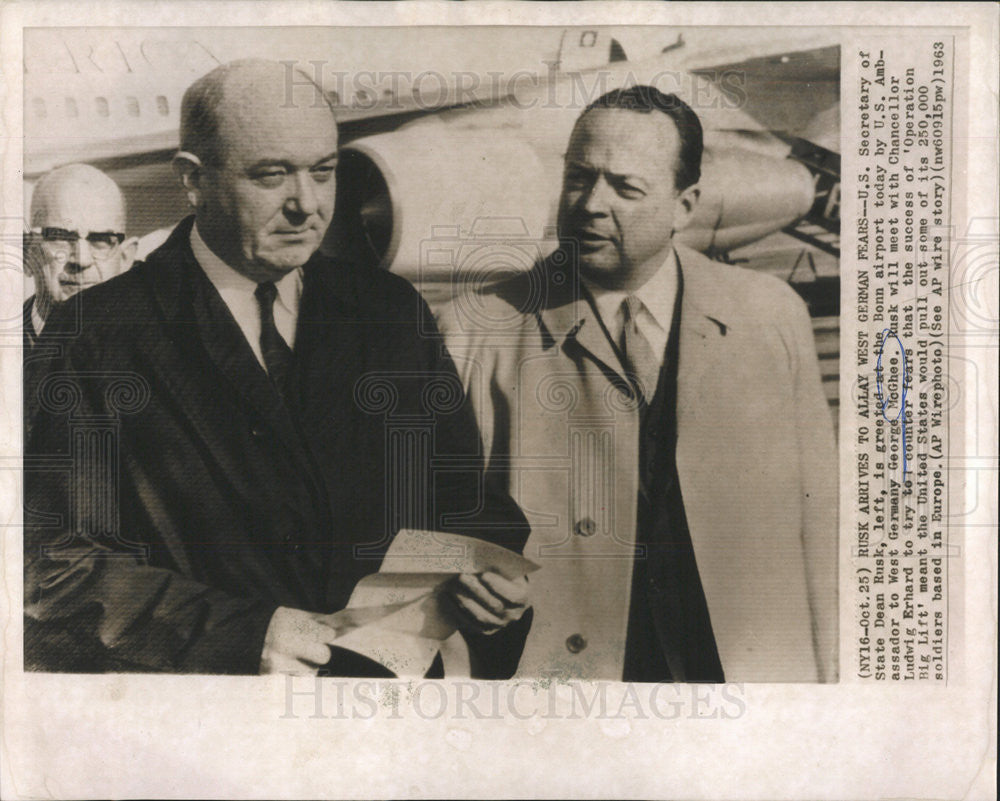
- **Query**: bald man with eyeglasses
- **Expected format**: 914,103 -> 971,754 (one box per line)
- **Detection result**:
23,163 -> 138,348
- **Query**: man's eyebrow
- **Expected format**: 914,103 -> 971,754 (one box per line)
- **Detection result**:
245,159 -> 293,171
611,172 -> 649,187
564,159 -> 648,186
244,152 -> 338,171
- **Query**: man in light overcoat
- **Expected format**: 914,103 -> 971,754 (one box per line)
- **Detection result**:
440,86 -> 837,682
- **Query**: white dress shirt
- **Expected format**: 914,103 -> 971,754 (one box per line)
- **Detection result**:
30,301 -> 45,339
582,248 -> 679,369
190,223 -> 302,371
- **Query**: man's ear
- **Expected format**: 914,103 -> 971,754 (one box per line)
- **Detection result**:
22,235 -> 45,282
119,236 -> 139,270
673,184 -> 700,231
172,151 -> 203,208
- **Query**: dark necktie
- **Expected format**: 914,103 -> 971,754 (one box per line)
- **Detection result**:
620,295 -> 660,402
254,281 -> 293,396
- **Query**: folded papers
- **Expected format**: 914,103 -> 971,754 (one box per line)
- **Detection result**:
322,530 -> 539,677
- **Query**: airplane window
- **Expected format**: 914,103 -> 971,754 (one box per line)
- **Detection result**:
156,95 -> 169,116
126,96 -> 140,117
65,97 -> 78,118
95,97 -> 110,117
32,98 -> 46,119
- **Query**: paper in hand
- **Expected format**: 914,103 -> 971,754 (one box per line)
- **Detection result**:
377,529 -> 540,579
325,530 -> 538,677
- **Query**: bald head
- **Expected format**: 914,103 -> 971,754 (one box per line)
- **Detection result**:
26,164 -> 136,325
174,59 -> 339,282
180,58 -> 335,167
31,163 -> 126,232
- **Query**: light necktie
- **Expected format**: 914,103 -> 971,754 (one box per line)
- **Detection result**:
254,281 -> 293,396
620,295 -> 661,402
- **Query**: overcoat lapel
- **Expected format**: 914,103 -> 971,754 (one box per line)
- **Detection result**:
536,260 -> 630,388
673,248 -> 745,658
675,247 -> 741,473
290,254 -> 365,424
139,219 -> 318,487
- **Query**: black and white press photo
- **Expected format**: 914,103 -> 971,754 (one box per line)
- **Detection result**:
19,25 -> 841,681
3,5 -> 995,800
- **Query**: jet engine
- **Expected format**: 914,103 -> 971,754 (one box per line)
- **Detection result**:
328,125 -> 816,286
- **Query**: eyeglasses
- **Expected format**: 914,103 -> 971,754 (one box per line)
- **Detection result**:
27,227 -> 126,258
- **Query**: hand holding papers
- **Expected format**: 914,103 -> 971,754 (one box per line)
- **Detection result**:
320,530 -> 539,677
259,606 -> 342,674
442,571 -> 530,635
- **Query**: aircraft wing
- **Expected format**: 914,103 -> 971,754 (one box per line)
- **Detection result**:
23,28 -> 841,177
688,42 -> 840,148
683,41 -> 841,259
683,39 -> 841,419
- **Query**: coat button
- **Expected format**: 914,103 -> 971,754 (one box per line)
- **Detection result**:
566,633 -> 587,653
573,517 -> 597,537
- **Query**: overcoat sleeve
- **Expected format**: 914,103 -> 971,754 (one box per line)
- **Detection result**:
24,314 -> 277,674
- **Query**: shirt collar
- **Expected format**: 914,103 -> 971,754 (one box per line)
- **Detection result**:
30,298 -> 45,338
582,247 -> 679,334
190,222 -> 302,314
